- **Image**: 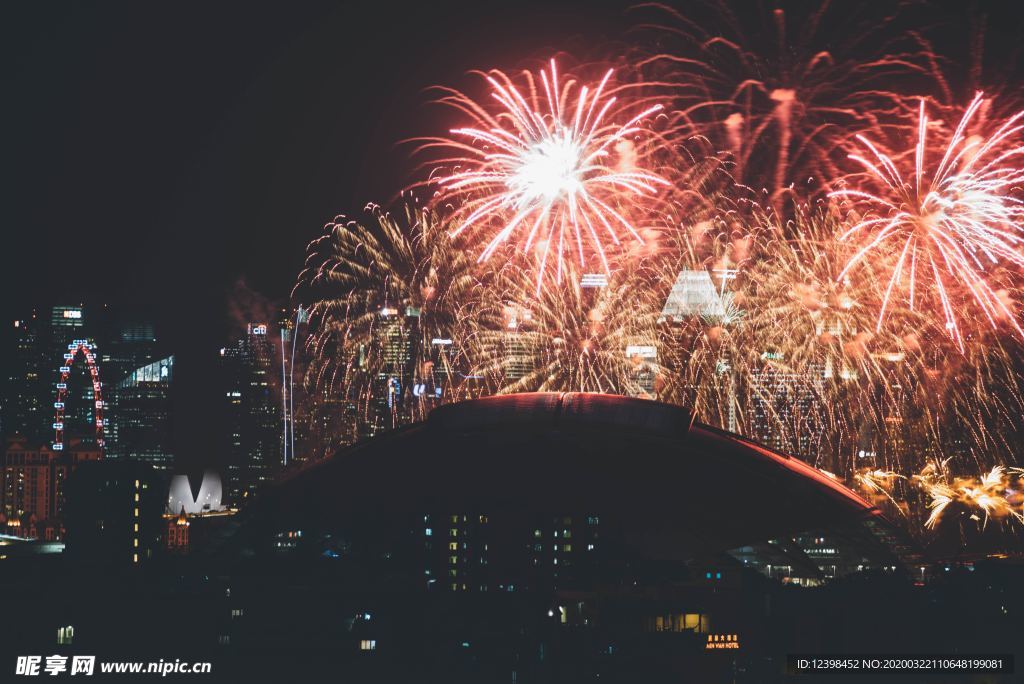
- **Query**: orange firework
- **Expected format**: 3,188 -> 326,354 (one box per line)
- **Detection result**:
832,94 -> 1024,351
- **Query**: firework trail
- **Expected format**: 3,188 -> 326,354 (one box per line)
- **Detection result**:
917,464 -> 1024,530
462,263 -> 660,396
294,203 -> 479,447
286,5 -> 1024,547
675,206 -> 1024,480
832,94 -> 1024,351
630,1 -> 932,211
853,468 -> 908,513
419,58 -> 671,292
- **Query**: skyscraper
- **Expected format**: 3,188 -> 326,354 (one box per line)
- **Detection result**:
746,357 -> 826,460
659,270 -> 724,322
369,306 -> 418,436
105,356 -> 175,469
221,323 -> 281,505
100,320 -> 158,387
658,270 -> 739,431
3,313 -> 47,441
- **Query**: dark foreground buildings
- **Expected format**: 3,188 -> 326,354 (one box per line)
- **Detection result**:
0,393 -> 1021,682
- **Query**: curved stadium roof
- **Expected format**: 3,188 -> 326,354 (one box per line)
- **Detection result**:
247,393 -> 893,559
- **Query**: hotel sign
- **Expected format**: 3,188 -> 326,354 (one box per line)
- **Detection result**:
705,634 -> 740,651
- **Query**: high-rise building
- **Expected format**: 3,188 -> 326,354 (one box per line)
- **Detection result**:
625,344 -> 658,398
658,270 -> 739,430
105,356 -> 174,469
3,314 -> 48,441
221,323 -> 281,505
100,320 -> 158,387
63,459 -> 165,566
659,270 -> 724,322
368,306 -> 418,436
746,358 -> 826,459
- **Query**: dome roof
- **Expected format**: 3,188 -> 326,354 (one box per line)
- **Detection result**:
246,393 -> 884,558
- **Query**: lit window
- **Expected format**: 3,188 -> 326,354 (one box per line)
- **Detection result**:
448,542 -> 458,551
424,528 -> 432,536
56,625 -> 74,646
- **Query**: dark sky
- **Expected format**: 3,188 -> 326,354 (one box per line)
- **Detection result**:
0,1 -> 630,465
2,1 -> 1022,468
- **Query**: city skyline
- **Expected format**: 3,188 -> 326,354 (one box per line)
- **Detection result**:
4,2 -> 1024,680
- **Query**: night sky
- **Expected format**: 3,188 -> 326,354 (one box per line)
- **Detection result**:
2,1 -> 1021,467
1,1 -> 630,465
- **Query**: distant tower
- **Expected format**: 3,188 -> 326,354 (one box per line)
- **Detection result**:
3,313 -> 47,441
747,357 -> 825,460
105,356 -> 175,469
277,307 -> 307,466
221,323 -> 281,505
368,306 -> 418,437
658,270 -> 738,430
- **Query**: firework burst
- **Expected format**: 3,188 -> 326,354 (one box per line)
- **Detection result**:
464,264 -> 660,396
295,204 -> 479,445
420,59 -> 671,292
918,464 -> 1024,530
631,1 -> 931,210
832,94 -> 1024,351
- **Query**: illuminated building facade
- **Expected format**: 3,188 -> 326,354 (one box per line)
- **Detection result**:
221,324 -> 281,505
165,507 -> 190,553
625,344 -> 658,398
0,437 -> 102,539
105,356 -> 174,469
99,320 -> 158,387
503,334 -> 535,382
658,270 -> 739,431
659,270 -> 724,322
3,313 -> 47,442
746,358 -> 826,460
367,306 -> 418,437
